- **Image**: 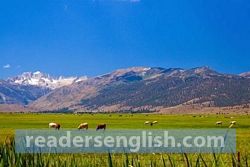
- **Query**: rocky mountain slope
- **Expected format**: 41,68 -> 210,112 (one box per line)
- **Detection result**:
0,80 -> 50,105
29,67 -> 250,112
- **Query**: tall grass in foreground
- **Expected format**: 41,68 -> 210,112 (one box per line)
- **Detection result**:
0,139 -> 249,167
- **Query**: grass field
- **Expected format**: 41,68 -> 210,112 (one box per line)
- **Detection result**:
0,113 -> 250,166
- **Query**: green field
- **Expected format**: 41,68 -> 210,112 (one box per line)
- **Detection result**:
0,113 -> 250,166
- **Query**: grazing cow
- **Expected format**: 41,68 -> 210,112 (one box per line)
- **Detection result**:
150,121 -> 158,126
96,124 -> 106,131
216,121 -> 223,126
78,123 -> 88,130
49,122 -> 61,130
229,121 -> 237,128
144,121 -> 151,125
230,121 -> 237,125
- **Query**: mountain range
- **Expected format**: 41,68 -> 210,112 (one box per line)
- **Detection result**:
8,71 -> 87,89
1,67 -> 250,112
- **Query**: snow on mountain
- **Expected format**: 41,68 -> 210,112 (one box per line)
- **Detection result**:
8,71 -> 87,89
240,72 -> 250,78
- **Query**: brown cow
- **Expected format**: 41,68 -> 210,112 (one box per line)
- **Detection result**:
96,124 -> 106,131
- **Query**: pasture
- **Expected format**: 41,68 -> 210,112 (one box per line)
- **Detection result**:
0,113 -> 250,166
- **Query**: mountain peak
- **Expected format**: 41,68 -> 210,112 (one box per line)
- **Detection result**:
34,71 -> 41,74
240,72 -> 250,78
192,66 -> 212,71
186,66 -> 219,76
8,71 -> 87,89
114,67 -> 151,74
33,71 -> 42,75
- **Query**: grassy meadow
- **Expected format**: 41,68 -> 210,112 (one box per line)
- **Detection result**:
0,113 -> 250,166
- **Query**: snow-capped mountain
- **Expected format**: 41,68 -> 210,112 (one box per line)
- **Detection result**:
240,72 -> 250,78
8,71 -> 87,89
1,67 -> 250,112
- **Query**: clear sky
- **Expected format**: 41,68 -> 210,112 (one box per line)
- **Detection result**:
0,0 -> 250,78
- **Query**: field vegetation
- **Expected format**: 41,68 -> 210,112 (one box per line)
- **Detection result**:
0,113 -> 249,166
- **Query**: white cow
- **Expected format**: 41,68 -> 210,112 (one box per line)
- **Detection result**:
152,121 -> 158,124
49,122 -> 61,130
230,121 -> 237,125
78,123 -> 88,130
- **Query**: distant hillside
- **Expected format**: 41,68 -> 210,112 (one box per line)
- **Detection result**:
30,67 -> 250,112
0,80 -> 50,105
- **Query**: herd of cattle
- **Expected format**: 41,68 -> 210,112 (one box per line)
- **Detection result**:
216,120 -> 237,127
48,120 -> 237,130
48,122 -> 106,130
144,121 -> 158,126
48,121 -> 159,130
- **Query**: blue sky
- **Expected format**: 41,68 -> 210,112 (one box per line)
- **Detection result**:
1,0 -> 250,78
